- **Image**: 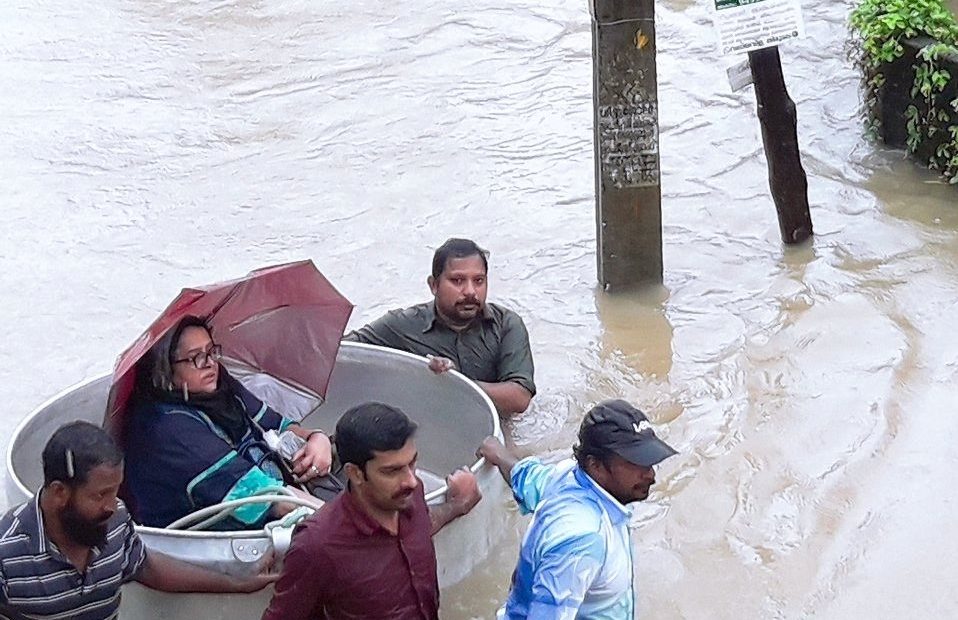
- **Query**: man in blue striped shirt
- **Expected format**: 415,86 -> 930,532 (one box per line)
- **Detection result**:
479,400 -> 678,619
0,421 -> 276,620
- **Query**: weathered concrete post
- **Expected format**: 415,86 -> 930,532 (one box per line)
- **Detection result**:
748,46 -> 813,244
591,0 -> 662,290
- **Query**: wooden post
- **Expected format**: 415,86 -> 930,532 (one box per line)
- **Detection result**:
748,46 -> 813,244
592,0 -> 662,290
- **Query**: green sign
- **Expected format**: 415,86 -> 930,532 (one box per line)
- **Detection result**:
715,0 -> 768,9
712,0 -> 805,54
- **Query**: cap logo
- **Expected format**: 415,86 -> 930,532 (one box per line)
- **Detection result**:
632,420 -> 652,433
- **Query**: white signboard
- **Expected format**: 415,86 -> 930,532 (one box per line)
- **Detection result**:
713,0 -> 805,56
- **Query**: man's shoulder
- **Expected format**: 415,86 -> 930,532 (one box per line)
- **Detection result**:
530,494 -> 608,556
346,302 -> 432,337
381,302 -> 433,323
483,303 -> 531,342
484,302 -> 524,322
0,501 -> 35,551
0,502 -> 26,529
292,495 -> 353,545
534,476 -> 608,529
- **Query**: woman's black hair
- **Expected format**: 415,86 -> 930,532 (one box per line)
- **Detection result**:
138,315 -> 211,393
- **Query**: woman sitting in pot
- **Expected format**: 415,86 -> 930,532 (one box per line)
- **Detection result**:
124,315 -> 331,529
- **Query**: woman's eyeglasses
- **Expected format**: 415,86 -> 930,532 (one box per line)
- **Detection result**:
172,344 -> 223,369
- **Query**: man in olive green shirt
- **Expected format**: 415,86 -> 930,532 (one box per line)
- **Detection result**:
344,238 -> 535,417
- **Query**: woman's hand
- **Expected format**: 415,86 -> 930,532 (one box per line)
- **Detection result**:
291,431 -> 332,482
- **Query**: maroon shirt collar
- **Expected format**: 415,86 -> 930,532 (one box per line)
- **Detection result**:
340,483 -> 422,537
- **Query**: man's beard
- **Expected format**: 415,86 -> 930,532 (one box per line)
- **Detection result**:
449,298 -> 481,323
61,501 -> 110,548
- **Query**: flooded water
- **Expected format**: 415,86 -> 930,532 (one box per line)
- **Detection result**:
2,0 -> 957,618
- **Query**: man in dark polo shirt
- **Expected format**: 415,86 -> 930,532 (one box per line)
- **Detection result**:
262,402 -> 482,620
0,421 -> 276,620
344,238 -> 536,417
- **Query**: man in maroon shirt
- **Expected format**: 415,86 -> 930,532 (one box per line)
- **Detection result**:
261,402 -> 482,620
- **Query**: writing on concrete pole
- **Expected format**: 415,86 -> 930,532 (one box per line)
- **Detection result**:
713,0 -> 805,56
597,91 -> 659,189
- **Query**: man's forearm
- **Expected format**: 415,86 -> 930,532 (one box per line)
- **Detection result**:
477,436 -> 519,484
428,501 -> 466,536
137,551 -> 264,593
475,381 -> 532,416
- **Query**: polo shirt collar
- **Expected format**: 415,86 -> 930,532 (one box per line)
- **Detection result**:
28,492 -> 46,554
422,302 -> 493,333
31,489 -> 105,559
572,466 -> 632,525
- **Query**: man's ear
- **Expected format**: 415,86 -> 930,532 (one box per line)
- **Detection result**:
427,275 -> 437,294
343,463 -> 365,488
583,456 -> 609,485
45,481 -> 72,508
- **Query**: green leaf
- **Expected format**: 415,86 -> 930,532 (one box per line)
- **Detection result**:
851,0 -> 958,184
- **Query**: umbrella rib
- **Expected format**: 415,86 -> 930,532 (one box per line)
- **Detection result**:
206,285 -> 242,320
225,305 -> 290,331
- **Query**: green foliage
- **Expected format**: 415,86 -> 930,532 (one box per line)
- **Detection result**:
850,0 -> 958,183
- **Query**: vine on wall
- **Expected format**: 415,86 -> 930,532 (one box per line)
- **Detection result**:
850,0 -> 958,183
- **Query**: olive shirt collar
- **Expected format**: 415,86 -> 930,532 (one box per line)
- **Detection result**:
422,302 -> 494,333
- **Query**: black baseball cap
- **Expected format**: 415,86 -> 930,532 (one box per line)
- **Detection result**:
578,399 -> 678,467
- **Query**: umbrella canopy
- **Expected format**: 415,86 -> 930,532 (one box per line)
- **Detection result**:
105,260 -> 353,436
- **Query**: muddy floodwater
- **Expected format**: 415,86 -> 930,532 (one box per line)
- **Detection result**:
2,0 -> 957,618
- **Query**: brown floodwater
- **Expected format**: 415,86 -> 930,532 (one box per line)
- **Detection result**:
1,0 -> 957,618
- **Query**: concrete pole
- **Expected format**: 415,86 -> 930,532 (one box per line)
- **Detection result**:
592,0 -> 662,290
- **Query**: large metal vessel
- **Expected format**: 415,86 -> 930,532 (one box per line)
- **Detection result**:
6,342 -> 506,619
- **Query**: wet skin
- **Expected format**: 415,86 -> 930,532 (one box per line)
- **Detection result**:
428,255 -> 488,330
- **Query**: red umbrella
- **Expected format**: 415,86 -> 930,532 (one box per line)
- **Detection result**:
105,260 -> 353,437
